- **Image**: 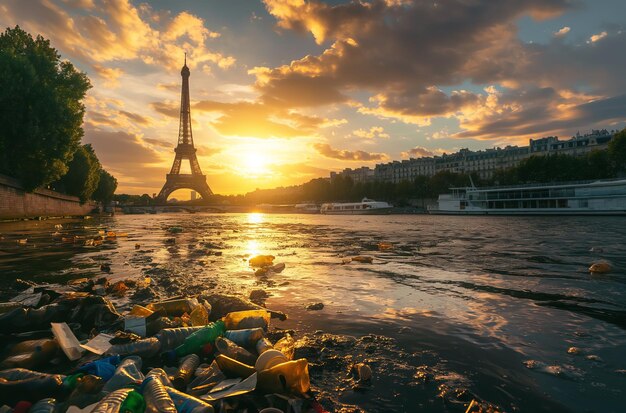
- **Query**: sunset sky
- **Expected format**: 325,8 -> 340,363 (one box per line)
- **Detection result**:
2,0 -> 625,196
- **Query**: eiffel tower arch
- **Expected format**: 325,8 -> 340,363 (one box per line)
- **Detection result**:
156,57 -> 213,203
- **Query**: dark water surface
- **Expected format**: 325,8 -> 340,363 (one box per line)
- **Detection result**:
1,213 -> 626,412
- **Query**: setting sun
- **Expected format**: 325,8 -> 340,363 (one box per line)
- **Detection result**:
241,151 -> 271,177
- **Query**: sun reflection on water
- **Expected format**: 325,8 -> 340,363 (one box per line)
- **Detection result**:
247,212 -> 264,224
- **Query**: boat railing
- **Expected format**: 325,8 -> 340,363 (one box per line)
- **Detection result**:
448,177 -> 626,192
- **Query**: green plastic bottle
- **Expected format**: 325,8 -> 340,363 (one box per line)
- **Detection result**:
120,389 -> 146,413
165,321 -> 225,362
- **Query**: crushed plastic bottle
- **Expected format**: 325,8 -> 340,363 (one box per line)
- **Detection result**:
102,356 -> 144,393
107,337 -> 161,358
215,337 -> 257,365
146,368 -> 173,387
142,376 -> 177,413
88,388 -> 132,413
147,298 -> 198,317
172,354 -> 200,390
165,386 -> 215,413
215,354 -> 255,378
223,310 -> 270,330
274,334 -> 295,360
257,359 -> 310,395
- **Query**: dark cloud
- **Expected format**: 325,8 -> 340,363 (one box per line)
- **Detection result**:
403,146 -> 435,158
83,127 -> 163,165
143,137 -> 172,149
313,143 -> 388,161
119,110 -> 152,125
151,102 -> 179,118
257,0 -> 626,139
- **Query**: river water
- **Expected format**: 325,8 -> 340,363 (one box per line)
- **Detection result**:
1,213 -> 625,412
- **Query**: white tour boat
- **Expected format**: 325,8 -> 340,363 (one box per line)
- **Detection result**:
320,198 -> 393,215
428,179 -> 626,215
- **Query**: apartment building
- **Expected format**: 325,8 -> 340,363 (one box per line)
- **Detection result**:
331,129 -> 615,183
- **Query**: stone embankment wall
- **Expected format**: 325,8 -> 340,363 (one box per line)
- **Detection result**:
0,174 -> 96,220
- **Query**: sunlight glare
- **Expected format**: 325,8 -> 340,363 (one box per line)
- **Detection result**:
247,212 -> 264,224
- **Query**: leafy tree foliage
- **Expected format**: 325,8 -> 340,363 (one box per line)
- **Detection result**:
608,128 -> 626,173
92,169 -> 118,203
0,26 -> 91,190
54,144 -> 101,203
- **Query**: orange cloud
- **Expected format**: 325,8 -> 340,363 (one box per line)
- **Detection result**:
313,143 -> 388,161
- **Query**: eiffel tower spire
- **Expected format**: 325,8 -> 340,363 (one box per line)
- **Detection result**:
156,57 -> 213,202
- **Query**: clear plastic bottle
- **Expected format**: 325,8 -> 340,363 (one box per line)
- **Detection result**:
223,327 -> 263,347
107,337 -> 161,358
0,338 -> 59,369
90,388 -> 133,413
172,354 -> 200,390
28,398 -> 56,413
156,326 -> 205,351
0,368 -> 66,405
102,356 -> 144,393
142,376 -> 177,413
165,387 -> 215,413
215,337 -> 257,365
146,368 -> 173,387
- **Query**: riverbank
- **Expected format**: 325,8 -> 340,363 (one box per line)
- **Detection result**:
1,213 -> 625,412
0,174 -> 96,221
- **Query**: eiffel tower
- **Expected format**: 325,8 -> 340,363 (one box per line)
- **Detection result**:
156,57 -> 213,203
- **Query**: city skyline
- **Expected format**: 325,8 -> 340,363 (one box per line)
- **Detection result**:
2,0 -> 625,196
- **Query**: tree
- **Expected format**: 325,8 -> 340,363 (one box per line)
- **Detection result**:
608,128 -> 626,173
55,144 -> 101,203
0,26 -> 91,190
92,169 -> 118,203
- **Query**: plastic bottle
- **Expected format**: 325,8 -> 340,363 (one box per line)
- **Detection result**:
223,310 -> 270,330
165,387 -> 215,413
102,356 -> 144,393
156,326 -> 205,351
147,298 -> 198,317
28,398 -> 56,413
215,354 -> 255,378
120,390 -> 145,413
257,359 -> 310,395
189,305 -> 209,326
165,321 -> 225,361
107,337 -> 161,358
172,354 -> 200,390
141,376 -> 177,413
64,375 -> 105,409
273,334 -> 295,360
89,388 -> 132,413
0,338 -> 59,369
146,368 -> 173,387
255,337 -> 273,355
223,327 -> 263,347
0,369 -> 67,404
215,337 -> 257,365
77,355 -> 121,381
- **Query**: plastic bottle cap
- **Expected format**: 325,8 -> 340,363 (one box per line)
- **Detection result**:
255,349 -> 288,372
